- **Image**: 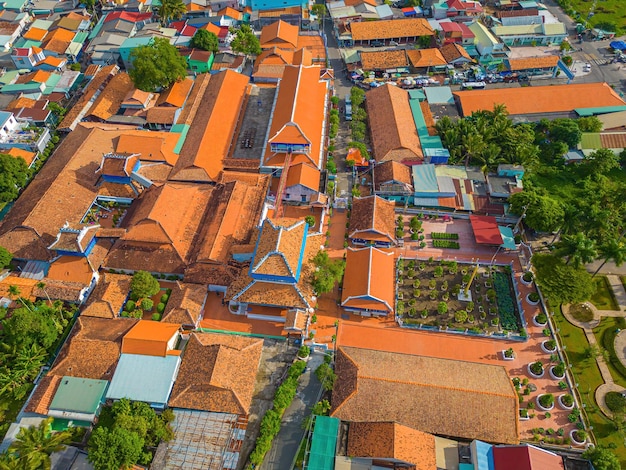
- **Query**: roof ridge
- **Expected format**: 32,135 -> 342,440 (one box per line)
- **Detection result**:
357,373 -> 515,398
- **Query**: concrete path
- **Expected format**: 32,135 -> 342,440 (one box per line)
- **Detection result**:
607,275 -> 626,312
260,353 -> 324,470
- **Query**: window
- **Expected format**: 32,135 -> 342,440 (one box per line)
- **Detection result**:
285,193 -> 291,199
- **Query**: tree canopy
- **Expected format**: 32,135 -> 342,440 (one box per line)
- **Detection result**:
509,189 -> 564,233
7,418 -> 71,469
130,271 -> 160,299
581,148 -> 620,176
129,38 -> 187,92
0,246 -> 12,268
88,399 -> 174,469
157,0 -> 186,25
311,251 -> 345,294
190,29 -> 219,53
229,25 -> 261,56
582,446 -> 621,470
0,154 -> 29,203
532,253 -> 595,305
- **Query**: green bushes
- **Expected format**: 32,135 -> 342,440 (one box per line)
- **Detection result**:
601,325 -> 626,380
125,300 -> 136,312
316,362 -> 336,391
151,313 -> 161,321
605,391 -> 626,412
141,299 -> 154,311
493,272 -> 519,331
157,302 -> 165,314
432,240 -> 460,249
248,361 -> 306,467
430,232 -> 459,240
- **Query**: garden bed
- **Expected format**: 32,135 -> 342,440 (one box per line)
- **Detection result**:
396,259 -> 523,336
432,240 -> 460,249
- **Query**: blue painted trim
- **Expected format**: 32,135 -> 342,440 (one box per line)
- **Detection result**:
293,224 -> 308,281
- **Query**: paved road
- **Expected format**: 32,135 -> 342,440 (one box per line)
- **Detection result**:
260,353 -> 324,470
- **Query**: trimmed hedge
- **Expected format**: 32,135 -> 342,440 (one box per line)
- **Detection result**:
431,232 -> 459,240
248,361 -> 306,467
432,240 -> 460,249
493,272 -> 519,331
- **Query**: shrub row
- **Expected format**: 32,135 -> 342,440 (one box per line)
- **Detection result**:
432,240 -> 460,249
601,326 -> 626,380
430,232 -> 459,240
493,272 -> 519,331
248,361 -> 306,467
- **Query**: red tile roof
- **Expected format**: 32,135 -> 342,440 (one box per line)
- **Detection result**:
492,445 -> 565,470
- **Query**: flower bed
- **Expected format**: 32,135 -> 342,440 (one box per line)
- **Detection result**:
430,232 -> 459,240
432,240 -> 460,249
493,272 -> 520,331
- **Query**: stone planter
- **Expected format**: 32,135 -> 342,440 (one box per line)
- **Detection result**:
550,366 -> 566,380
536,394 -> 555,411
526,294 -> 540,306
520,273 -> 533,286
533,315 -> 547,327
527,363 -> 544,378
541,341 -> 557,354
519,409 -> 530,421
558,394 -> 575,410
570,429 -> 587,446
502,350 -> 515,361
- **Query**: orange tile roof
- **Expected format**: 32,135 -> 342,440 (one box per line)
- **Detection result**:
88,72 -> 135,121
350,18 -> 434,41
295,35 -> 326,61
406,48 -> 447,67
347,422 -> 437,470
217,6 -> 242,19
0,275 -> 37,302
156,78 -> 193,108
508,55 -> 559,71
171,71 -> 249,183
116,131 -> 179,165
201,21 -> 222,35
439,43 -> 472,62
250,218 -> 307,278
47,255 -> 94,285
342,247 -> 395,312
331,346 -> 520,444
5,147 -> 36,166
373,160 -> 412,189
454,82 -> 626,116
81,273 -> 132,319
348,195 -> 396,244
42,28 -> 75,54
285,162 -> 320,191
360,50 -> 408,70
260,20 -> 299,48
168,332 -> 264,414
161,281 -> 207,326
263,65 -> 327,169
122,320 -> 180,356
25,375 -> 62,416
38,56 -> 66,68
23,27 -> 48,41
6,97 -> 38,110
367,84 -> 422,162
15,70 -> 51,84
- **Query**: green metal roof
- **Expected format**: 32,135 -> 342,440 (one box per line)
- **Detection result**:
407,89 -> 426,101
73,31 -> 89,44
1,0 -> 28,11
498,225 -> 516,250
307,416 -> 339,470
171,123 -> 190,154
88,15 -> 105,40
31,19 -> 53,30
44,73 -> 62,94
575,106 -> 626,116
49,377 -> 108,414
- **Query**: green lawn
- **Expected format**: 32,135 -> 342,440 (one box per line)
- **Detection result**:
590,276 -> 619,311
553,307 -> 626,465
564,0 -> 626,32
593,317 -> 626,389
621,276 -> 626,292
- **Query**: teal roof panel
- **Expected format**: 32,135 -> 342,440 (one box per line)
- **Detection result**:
50,377 -> 108,414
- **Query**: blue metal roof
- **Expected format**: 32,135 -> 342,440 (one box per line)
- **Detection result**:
106,353 -> 181,406
425,86 -> 454,104
472,440 -> 495,470
498,225 -> 516,250
412,164 -> 439,193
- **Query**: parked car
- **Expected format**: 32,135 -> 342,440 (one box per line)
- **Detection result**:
371,40 -> 385,47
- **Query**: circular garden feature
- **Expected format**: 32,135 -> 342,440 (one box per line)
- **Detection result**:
569,303 -> 594,323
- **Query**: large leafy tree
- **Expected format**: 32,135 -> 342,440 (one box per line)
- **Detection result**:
9,417 -> 71,470
509,190 -> 564,233
532,253 -> 595,305
2,307 -> 58,350
157,0 -> 186,25
0,154 -> 29,203
129,38 -> 187,92
0,246 -> 12,268
582,148 -> 620,176
130,271 -> 160,299
311,251 -> 345,294
582,446 -> 621,470
190,29 -> 219,53
547,118 -> 582,148
554,232 -> 597,267
593,237 -> 626,277
88,427 -> 143,470
229,24 -> 261,57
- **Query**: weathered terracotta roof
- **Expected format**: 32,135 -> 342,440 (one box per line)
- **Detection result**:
81,273 -> 131,319
161,281 -> 207,326
350,18 -> 434,41
360,50 -> 408,71
348,195 -> 396,244
341,247 -> 395,313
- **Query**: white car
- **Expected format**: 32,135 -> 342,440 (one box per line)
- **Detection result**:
583,63 -> 591,71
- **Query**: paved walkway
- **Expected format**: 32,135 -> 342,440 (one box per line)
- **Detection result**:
260,354 -> 324,470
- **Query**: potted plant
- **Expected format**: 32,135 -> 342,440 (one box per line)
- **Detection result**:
528,361 -> 544,378
503,347 -> 515,361
559,394 -> 574,410
519,409 -> 530,420
542,339 -> 557,353
527,292 -> 540,305
521,271 -> 533,285
571,429 -> 587,445
551,362 -> 566,379
297,345 -> 310,359
537,393 -> 555,411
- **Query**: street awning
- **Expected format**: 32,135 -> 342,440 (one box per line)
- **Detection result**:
470,215 -> 503,245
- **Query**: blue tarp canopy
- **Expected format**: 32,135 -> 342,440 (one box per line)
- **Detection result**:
498,226 -> 517,250
610,40 -> 626,51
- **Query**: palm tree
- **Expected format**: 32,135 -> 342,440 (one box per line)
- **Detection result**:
555,233 -> 597,267
592,238 -> 626,277
476,143 -> 505,175
461,133 -> 485,168
9,418 -> 71,470
7,285 -> 31,312
158,0 -> 186,25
